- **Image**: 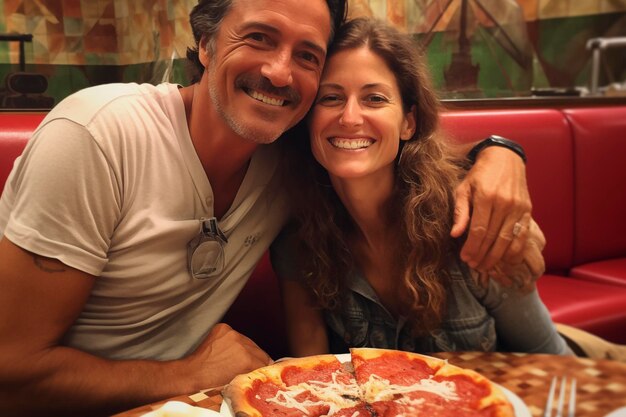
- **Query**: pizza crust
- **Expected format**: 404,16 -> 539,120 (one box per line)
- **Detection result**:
351,347 -> 448,373
258,355 -> 342,382
222,370 -> 271,417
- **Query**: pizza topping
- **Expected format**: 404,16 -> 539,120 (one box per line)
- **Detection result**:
282,361 -> 345,386
266,371 -> 361,415
266,389 -> 327,414
360,373 -> 459,402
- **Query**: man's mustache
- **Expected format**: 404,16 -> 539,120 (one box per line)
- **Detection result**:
235,75 -> 301,105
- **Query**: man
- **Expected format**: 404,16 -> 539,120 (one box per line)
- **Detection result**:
0,0 -> 532,415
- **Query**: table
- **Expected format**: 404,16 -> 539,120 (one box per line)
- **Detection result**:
113,352 -> 626,417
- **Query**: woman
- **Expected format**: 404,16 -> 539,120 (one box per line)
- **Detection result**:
272,17 -> 572,357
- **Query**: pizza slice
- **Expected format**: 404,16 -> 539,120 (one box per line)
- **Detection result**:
222,354 -> 366,417
433,360 -> 514,417
350,348 -> 514,417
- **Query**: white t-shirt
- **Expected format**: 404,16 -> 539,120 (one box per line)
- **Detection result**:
0,83 -> 290,360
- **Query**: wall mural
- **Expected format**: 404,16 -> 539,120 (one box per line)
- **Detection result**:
0,0 -> 625,108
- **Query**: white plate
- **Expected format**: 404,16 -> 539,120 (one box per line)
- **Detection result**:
142,401 -> 222,417
220,399 -> 233,417
220,354 -> 531,417
498,385 -> 531,417
605,407 -> 626,417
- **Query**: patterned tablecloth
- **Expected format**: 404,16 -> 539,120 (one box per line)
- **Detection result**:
113,351 -> 626,417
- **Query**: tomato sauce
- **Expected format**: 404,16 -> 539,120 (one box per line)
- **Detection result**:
281,361 -> 343,386
352,352 -> 438,385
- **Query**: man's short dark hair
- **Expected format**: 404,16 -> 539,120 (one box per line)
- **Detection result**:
185,0 -> 347,83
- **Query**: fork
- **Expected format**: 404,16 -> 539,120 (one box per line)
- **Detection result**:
543,376 -> 577,417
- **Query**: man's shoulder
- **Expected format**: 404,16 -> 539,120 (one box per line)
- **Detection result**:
43,83 -> 179,127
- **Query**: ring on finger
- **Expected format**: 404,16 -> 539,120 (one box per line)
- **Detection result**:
512,221 -> 523,237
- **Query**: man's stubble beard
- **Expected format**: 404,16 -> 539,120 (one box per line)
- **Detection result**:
207,65 -> 285,145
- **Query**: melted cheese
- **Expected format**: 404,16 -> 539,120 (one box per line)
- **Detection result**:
262,368 -> 460,416
360,374 -> 459,402
265,369 -> 360,415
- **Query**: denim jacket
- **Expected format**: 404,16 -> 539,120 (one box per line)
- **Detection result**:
271,235 -> 571,356
323,258 -> 570,355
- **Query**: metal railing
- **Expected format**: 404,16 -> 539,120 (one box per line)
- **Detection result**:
586,36 -> 626,95
0,33 -> 34,71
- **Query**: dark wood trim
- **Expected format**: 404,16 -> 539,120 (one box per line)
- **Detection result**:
442,96 -> 626,110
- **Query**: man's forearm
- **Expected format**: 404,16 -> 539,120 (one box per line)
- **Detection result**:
0,346 -> 194,417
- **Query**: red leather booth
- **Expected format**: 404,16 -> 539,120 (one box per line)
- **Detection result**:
438,106 -> 626,347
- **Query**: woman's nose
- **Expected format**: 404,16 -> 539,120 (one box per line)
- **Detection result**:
339,98 -> 363,127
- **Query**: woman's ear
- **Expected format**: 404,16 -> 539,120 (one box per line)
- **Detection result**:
400,105 -> 417,141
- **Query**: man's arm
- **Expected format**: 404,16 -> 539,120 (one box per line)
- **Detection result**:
475,218 -> 546,291
0,238 -> 271,417
451,141 -> 532,274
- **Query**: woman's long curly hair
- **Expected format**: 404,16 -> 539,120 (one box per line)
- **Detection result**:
282,17 -> 464,335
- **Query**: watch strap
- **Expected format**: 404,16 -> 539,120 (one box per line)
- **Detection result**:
467,135 -> 527,164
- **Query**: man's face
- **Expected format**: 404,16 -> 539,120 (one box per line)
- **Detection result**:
201,0 -> 331,144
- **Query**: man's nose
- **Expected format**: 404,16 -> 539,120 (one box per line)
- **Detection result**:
339,97 -> 363,127
261,51 -> 293,87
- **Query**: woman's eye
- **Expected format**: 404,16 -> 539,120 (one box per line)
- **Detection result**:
367,95 -> 389,104
317,95 -> 341,105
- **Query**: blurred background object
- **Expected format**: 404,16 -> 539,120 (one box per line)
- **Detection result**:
0,33 -> 54,109
0,0 -> 624,105
586,36 -> 626,96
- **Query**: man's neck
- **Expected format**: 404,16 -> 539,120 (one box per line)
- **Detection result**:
179,82 -> 258,218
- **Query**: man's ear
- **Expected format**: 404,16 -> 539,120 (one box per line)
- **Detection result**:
199,35 -> 210,68
400,105 -> 417,140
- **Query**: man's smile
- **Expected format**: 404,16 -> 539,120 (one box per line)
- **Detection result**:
244,88 -> 288,107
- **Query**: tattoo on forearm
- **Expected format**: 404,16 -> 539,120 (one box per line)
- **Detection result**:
33,255 -> 67,273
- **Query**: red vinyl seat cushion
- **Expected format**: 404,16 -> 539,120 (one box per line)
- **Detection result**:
566,107 -> 626,265
440,109 -> 575,273
570,258 -> 626,287
537,275 -> 626,344
0,113 -> 45,190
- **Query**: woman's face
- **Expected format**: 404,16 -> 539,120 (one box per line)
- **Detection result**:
308,46 -> 415,180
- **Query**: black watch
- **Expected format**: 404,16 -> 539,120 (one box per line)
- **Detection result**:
467,135 -> 527,164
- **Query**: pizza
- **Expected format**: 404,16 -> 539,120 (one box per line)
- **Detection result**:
222,348 -> 514,417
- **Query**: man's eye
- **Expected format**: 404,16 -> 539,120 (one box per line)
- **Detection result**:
247,33 -> 268,43
299,51 -> 319,65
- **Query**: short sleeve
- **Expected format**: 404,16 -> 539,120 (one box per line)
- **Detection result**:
1,118 -> 121,275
